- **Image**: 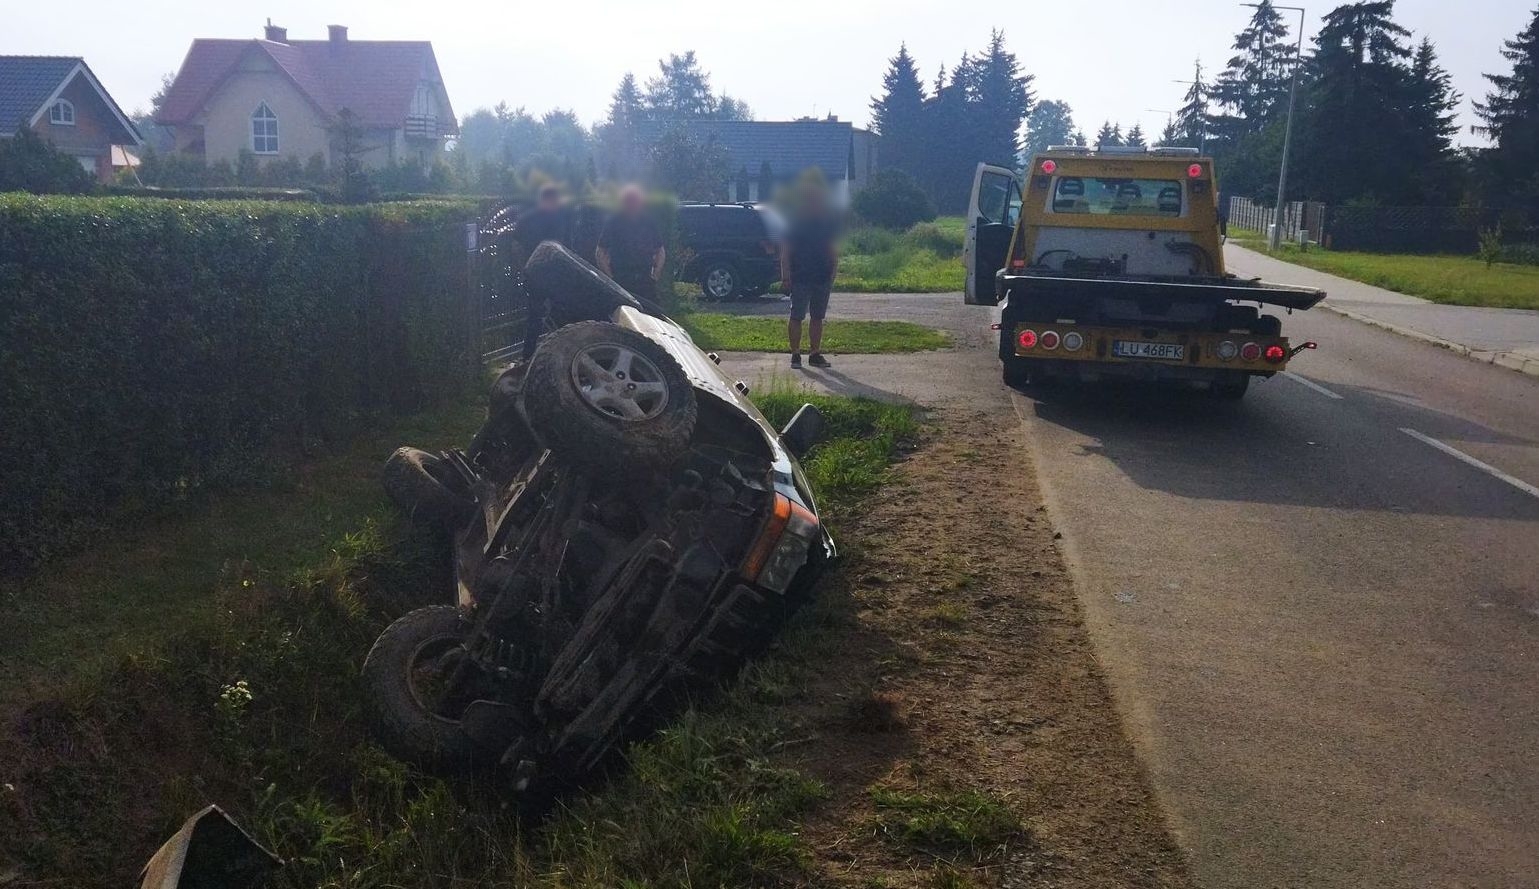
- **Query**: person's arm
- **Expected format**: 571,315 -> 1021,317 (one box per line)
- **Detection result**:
650,246 -> 666,280
595,247 -> 612,276
780,242 -> 792,290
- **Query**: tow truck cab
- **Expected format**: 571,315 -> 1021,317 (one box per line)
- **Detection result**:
965,147 -> 1324,399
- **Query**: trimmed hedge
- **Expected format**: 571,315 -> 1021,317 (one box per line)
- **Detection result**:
0,195 -> 481,570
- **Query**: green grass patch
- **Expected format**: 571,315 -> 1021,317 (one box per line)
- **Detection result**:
836,216 -> 966,293
1233,234 -> 1539,310
680,312 -> 950,354
870,787 -> 1024,862
2,389 -> 920,888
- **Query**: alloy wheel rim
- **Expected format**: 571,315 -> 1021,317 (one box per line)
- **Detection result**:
570,343 -> 670,421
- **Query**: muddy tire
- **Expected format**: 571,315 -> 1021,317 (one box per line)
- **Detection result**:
522,321 -> 696,476
383,447 -> 475,527
523,241 -> 642,325
362,606 -> 481,772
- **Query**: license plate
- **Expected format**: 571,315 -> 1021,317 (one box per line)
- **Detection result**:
1112,340 -> 1185,361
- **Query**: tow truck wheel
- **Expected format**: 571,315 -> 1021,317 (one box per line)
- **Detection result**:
1213,373 -> 1250,400
1002,358 -> 1032,390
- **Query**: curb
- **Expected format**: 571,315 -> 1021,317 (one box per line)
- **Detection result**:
1320,303 -> 1539,379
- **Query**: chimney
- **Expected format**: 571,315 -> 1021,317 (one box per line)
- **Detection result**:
263,19 -> 287,42
328,25 -> 348,45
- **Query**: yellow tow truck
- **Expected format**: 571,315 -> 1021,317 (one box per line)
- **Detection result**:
964,146 -> 1324,398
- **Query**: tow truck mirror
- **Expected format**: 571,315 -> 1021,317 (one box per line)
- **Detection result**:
780,403 -> 825,458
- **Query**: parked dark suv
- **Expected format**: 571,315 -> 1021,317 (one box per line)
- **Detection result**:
677,202 -> 784,300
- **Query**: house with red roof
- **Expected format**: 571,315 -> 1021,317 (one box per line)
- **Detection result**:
155,22 -> 456,171
0,56 -> 143,182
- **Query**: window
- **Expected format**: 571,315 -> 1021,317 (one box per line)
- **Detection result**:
49,100 -> 75,125
251,103 -> 279,154
1051,177 -> 1184,217
977,171 -> 1023,226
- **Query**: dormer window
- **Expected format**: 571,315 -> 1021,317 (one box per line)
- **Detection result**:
48,100 -> 75,125
251,103 -> 279,154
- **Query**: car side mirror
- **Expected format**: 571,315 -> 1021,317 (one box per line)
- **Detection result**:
780,403 -> 825,458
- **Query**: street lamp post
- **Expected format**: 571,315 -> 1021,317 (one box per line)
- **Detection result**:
1254,3 -> 1307,250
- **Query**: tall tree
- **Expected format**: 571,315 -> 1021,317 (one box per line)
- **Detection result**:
920,56 -> 977,211
1294,1 -> 1416,203
1158,117 -> 1181,147
645,52 -> 717,119
1023,99 -> 1075,160
715,95 -> 754,121
1475,5 -> 1539,211
1095,121 -> 1123,148
1402,38 -> 1463,202
870,44 -> 929,175
1174,59 -> 1211,150
1125,123 -> 1148,148
1211,1 -> 1295,134
597,73 -> 646,178
972,30 -> 1035,167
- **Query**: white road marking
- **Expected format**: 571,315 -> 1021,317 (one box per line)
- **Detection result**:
1282,372 -> 1343,400
1400,428 -> 1539,499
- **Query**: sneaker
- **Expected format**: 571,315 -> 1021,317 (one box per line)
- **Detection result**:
808,353 -> 831,368
790,353 -> 803,368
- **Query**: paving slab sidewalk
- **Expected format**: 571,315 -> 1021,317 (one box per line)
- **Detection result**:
1225,243 -> 1539,377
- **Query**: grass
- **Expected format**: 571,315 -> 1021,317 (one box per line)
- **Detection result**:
835,216 -> 966,293
2,387 -> 921,888
1230,229 -> 1539,310
679,312 -> 950,354
869,786 -> 1024,862
0,397 -> 485,711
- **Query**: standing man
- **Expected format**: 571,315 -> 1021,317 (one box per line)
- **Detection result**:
596,185 -> 665,302
781,180 -> 840,369
513,184 -> 572,359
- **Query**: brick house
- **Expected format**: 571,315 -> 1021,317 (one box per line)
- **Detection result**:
0,56 -> 143,182
154,23 -> 457,170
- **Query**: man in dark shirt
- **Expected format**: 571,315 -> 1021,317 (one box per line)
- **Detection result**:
781,182 -> 840,369
596,185 -> 665,302
514,184 -> 572,359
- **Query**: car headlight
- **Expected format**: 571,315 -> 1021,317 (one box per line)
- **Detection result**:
742,494 -> 820,593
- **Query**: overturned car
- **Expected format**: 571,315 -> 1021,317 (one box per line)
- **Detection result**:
363,243 -> 833,790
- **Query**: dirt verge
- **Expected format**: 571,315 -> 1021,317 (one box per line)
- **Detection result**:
778,408 -> 1192,887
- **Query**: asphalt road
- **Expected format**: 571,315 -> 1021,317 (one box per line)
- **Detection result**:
721,285 -> 1539,888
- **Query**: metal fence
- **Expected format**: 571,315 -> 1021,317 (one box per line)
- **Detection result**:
1226,197 -> 1326,245
468,204 -> 527,364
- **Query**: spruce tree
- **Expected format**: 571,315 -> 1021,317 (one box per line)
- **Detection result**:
1175,60 -> 1211,151
1125,123 -> 1147,149
870,44 -> 929,176
1095,121 -> 1123,148
1023,99 -> 1076,160
1212,1 -> 1295,132
973,30 -> 1035,167
1475,5 -> 1539,212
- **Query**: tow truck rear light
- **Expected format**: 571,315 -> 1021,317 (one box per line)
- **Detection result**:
1216,340 -> 1239,361
1062,331 -> 1084,351
1018,329 -> 1038,349
1263,344 -> 1288,364
1040,330 -> 1061,350
1240,342 -> 1262,361
1041,159 -> 1057,174
1188,164 -> 1204,179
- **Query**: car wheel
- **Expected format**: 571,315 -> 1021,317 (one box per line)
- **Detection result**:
1213,372 -> 1250,400
523,241 -> 643,324
521,321 -> 697,476
701,263 -> 741,301
362,606 -> 483,773
383,447 -> 476,527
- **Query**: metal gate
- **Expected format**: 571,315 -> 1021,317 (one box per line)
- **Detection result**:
469,204 -> 527,363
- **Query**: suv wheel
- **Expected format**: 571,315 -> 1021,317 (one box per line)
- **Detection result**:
701,263 -> 741,301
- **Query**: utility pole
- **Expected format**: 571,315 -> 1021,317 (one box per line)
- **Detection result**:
1252,3 -> 1307,250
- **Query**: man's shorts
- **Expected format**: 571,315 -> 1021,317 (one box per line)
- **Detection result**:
789,283 -> 831,321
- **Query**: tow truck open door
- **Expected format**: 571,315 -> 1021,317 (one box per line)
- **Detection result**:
964,162 -> 1023,305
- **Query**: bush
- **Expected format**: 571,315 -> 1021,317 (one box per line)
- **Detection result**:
0,128 -> 94,194
852,169 -> 937,231
0,195 -> 481,570
844,225 -> 900,255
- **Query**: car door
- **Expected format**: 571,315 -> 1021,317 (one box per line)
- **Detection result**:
963,163 -> 1023,305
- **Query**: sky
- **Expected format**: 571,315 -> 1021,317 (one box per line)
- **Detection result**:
4,0 -> 1532,147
